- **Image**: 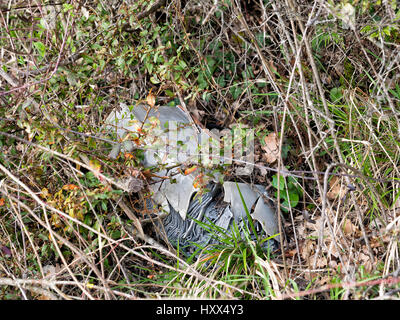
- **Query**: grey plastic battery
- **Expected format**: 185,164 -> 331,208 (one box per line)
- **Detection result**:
105,103 -> 280,255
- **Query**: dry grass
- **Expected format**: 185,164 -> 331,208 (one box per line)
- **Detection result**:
0,0 -> 400,299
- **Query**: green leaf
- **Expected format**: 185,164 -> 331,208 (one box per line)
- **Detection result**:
33,41 -> 46,58
206,56 -> 216,68
288,192 -> 299,207
272,175 -> 285,190
165,90 -> 174,98
150,76 -> 160,84
330,87 -> 343,103
217,76 -> 226,87
383,27 -> 391,36
178,60 -> 187,69
230,85 -> 242,99
63,3 -> 74,12
281,191 -> 299,212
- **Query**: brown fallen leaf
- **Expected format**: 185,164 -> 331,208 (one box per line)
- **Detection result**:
327,240 -> 340,258
16,142 -> 25,152
309,254 -> 327,268
328,260 -> 338,270
308,213 -> 335,238
262,132 -> 279,164
146,91 -> 156,108
343,218 -> 359,236
284,248 -> 298,258
327,176 -> 346,200
370,235 -> 389,248
256,162 -> 268,176
358,252 -> 373,273
301,239 -> 315,261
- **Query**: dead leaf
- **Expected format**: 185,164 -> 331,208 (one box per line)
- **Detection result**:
262,132 -> 279,164
268,60 -> 278,75
146,91 -> 156,108
358,252 -> 373,273
309,254 -> 327,268
297,224 -> 306,238
327,176 -> 346,200
285,248 -> 297,258
16,142 -> 25,152
62,184 -> 79,191
317,276 -> 331,286
124,152 -> 135,160
301,239 -> 315,261
128,177 -> 144,193
370,236 -> 389,248
89,159 -> 102,180
256,162 -> 268,176
304,271 -> 316,281
0,245 -> 12,257
0,198 -> 5,206
327,240 -> 339,258
308,214 -> 334,238
343,219 -> 359,236
184,166 -> 197,175
328,260 -> 338,270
